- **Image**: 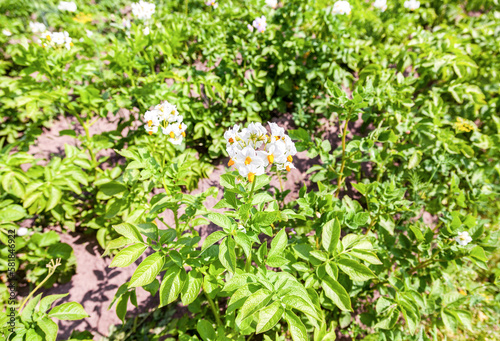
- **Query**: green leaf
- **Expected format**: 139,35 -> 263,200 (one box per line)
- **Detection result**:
234,231 -> 252,258
201,231 -> 227,253
282,295 -> 322,321
322,218 -> 340,254
197,320 -> 217,341
0,205 -> 26,222
129,252 -> 165,288
207,212 -> 232,230
455,309 -> 472,331
348,249 -> 382,265
219,237 -> 237,274
322,277 -> 352,312
337,258 -> 376,282
20,293 -> 42,322
38,293 -> 69,314
46,186 -> 62,211
284,310 -> 308,341
159,266 -> 186,307
469,246 -> 487,262
181,270 -> 202,305
269,228 -> 287,259
256,301 -> 285,334
252,192 -> 275,205
110,244 -> 147,268
373,307 -> 399,330
408,152 -> 422,170
113,223 -> 143,244
237,288 -> 272,322
100,181 -> 127,196
48,302 -> 89,320
37,317 -> 58,341
441,309 -> 458,332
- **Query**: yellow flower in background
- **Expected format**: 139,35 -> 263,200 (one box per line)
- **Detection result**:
455,117 -> 474,133
73,13 -> 93,24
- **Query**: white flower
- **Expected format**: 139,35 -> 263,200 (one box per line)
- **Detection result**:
143,26 -> 150,35
225,122 -> 297,182
39,31 -> 74,49
2,29 -> 12,36
404,0 -> 420,11
85,29 -> 93,38
247,24 -> 254,32
131,0 -> 156,20
58,1 -> 77,12
123,18 -> 131,29
237,224 -> 247,234
205,1 -> 218,9
332,1 -> 351,15
17,227 -> 28,237
373,0 -> 387,11
252,15 -> 267,33
454,231 -> 472,246
29,22 -> 46,33
266,0 -> 278,9
143,101 -> 186,144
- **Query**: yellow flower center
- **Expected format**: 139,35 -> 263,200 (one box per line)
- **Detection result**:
46,35 -> 51,40
267,154 -> 274,164
286,165 -> 291,172
275,136 -> 280,141
228,159 -> 235,167
229,137 -> 234,143
181,132 -> 186,137
148,120 -> 153,127
245,156 -> 252,165
169,132 -> 175,138
171,110 -> 176,115
148,131 -> 153,135
287,155 -> 293,162
248,172 -> 255,182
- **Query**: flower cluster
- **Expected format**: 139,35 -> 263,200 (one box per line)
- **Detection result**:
131,0 -> 156,20
455,231 -> 472,246
143,101 -> 187,145
224,122 -> 297,182
332,1 -> 351,15
266,0 -> 278,9
205,1 -> 219,9
58,1 -> 77,12
29,22 -> 46,33
373,0 -> 387,12
249,15 -> 267,33
454,117 -> 474,133
39,31 -> 73,49
404,0 -> 420,11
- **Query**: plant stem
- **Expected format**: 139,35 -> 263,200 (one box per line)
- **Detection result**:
19,259 -> 61,313
245,252 -> 252,272
205,292 -> 222,327
161,135 -> 169,171
335,118 -> 350,198
248,178 -> 257,201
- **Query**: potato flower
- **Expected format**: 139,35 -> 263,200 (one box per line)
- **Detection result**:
266,0 -> 278,9
455,231 -> 472,246
225,122 -> 297,182
373,0 -> 387,11
29,22 -> 46,33
39,31 -> 74,49
2,29 -> 12,36
205,1 -> 219,9
131,0 -> 156,20
252,15 -> 267,33
143,101 -> 187,145
17,227 -> 28,236
58,1 -> 77,12
404,0 -> 420,11
332,1 -> 351,15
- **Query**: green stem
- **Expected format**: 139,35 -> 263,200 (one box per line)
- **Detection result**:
19,259 -> 61,313
161,136 -> 169,171
248,178 -> 257,202
335,118 -> 350,198
245,252 -> 252,272
205,292 -> 222,327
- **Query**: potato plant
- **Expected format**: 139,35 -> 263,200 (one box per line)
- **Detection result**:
0,0 -> 499,340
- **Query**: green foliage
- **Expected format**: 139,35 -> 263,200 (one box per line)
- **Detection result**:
0,0 -> 499,340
